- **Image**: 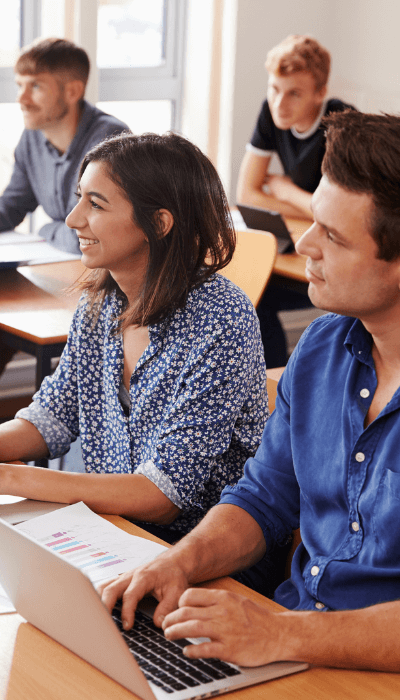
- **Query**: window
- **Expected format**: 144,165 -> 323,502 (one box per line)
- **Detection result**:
0,0 -> 41,224
96,0 -> 186,134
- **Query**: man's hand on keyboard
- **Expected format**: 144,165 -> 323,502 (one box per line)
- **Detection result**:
161,587 -> 285,667
98,552 -> 190,631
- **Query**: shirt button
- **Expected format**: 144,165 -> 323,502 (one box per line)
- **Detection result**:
351,521 -> 360,532
355,452 -> 365,462
315,602 -> 325,610
360,388 -> 370,398
311,565 -> 320,576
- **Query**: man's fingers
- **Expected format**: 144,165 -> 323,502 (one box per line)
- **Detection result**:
183,640 -> 225,660
152,585 -> 184,627
179,587 -> 222,608
99,574 -> 131,613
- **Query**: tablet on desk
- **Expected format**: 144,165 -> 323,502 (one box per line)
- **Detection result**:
237,204 -> 295,254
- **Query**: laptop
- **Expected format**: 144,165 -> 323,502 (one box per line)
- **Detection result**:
237,204 -> 295,254
0,517 -> 308,699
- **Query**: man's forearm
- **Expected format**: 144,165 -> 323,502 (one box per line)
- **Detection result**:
278,600 -> 400,672
161,504 -> 267,584
239,188 -> 309,219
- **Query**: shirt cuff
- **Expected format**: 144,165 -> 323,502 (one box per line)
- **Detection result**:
16,402 -> 76,460
246,143 -> 274,157
135,460 -> 184,509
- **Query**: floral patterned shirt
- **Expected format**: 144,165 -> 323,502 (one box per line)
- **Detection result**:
17,274 -> 268,537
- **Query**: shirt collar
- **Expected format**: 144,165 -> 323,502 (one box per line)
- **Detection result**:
344,317 -> 374,367
110,291 -> 168,348
44,100 -> 93,161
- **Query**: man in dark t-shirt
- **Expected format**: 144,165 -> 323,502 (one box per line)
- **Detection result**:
236,35 -> 355,366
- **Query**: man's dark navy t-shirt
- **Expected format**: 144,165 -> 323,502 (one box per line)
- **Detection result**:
249,98 -> 355,193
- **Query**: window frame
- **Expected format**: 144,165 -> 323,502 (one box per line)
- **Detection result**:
97,0 -> 187,131
0,0 -> 41,101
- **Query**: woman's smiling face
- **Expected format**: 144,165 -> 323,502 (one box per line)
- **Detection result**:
66,160 -> 149,277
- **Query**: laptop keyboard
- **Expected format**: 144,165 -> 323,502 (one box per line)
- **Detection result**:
112,604 -> 241,694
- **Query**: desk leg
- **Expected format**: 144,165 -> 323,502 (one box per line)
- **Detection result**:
35,346 -> 53,391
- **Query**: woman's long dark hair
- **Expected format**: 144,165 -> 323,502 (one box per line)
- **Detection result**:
76,131 -> 236,328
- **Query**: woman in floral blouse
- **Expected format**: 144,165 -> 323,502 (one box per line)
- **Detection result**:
0,132 -> 268,541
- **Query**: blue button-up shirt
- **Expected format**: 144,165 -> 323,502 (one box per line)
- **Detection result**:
0,101 -> 127,252
220,313 -> 400,611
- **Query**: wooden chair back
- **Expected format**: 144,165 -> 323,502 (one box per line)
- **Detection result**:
267,371 -> 301,578
219,229 -> 277,307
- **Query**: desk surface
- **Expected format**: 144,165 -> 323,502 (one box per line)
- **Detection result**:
0,261 -> 86,344
1,515 -> 399,700
273,217 -> 309,283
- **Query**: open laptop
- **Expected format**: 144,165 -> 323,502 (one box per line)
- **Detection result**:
0,517 -> 308,699
237,204 -> 295,254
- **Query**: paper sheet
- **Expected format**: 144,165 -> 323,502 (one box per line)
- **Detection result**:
0,497 -> 68,525
15,501 -> 167,585
0,502 -> 167,613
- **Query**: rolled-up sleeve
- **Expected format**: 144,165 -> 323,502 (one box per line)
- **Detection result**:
15,303 -> 82,457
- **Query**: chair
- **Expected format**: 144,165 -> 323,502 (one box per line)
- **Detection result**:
266,372 -> 301,577
219,229 -> 277,307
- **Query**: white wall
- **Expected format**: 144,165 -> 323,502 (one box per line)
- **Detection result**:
222,0 -> 400,202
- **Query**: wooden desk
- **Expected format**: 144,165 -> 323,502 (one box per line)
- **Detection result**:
1,516 -> 400,700
272,217 -> 309,288
0,261 -> 86,389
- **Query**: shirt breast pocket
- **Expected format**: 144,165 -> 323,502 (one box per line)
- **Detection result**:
372,469 -> 400,555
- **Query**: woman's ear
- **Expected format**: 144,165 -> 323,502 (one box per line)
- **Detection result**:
155,209 -> 174,238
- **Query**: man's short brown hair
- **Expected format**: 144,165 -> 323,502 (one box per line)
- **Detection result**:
265,35 -> 330,91
15,38 -> 90,86
322,110 -> 400,261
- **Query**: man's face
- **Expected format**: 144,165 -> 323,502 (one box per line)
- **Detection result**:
15,72 -> 69,131
296,176 -> 400,322
267,71 -> 325,132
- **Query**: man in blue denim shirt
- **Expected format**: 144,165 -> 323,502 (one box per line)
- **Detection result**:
100,111 -> 400,672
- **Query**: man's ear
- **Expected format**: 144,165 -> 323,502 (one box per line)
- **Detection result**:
64,79 -> 85,106
155,209 -> 174,238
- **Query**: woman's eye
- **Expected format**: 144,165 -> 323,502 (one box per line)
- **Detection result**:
90,199 -> 103,210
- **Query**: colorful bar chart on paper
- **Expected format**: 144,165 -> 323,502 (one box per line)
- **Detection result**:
15,501 -> 167,585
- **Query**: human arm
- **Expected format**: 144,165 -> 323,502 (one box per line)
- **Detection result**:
236,151 -> 312,219
0,457 -> 180,523
162,587 -> 400,672
0,418 -> 49,461
266,173 -> 313,218
0,145 -> 38,231
99,503 -> 266,629
37,220 -> 81,254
